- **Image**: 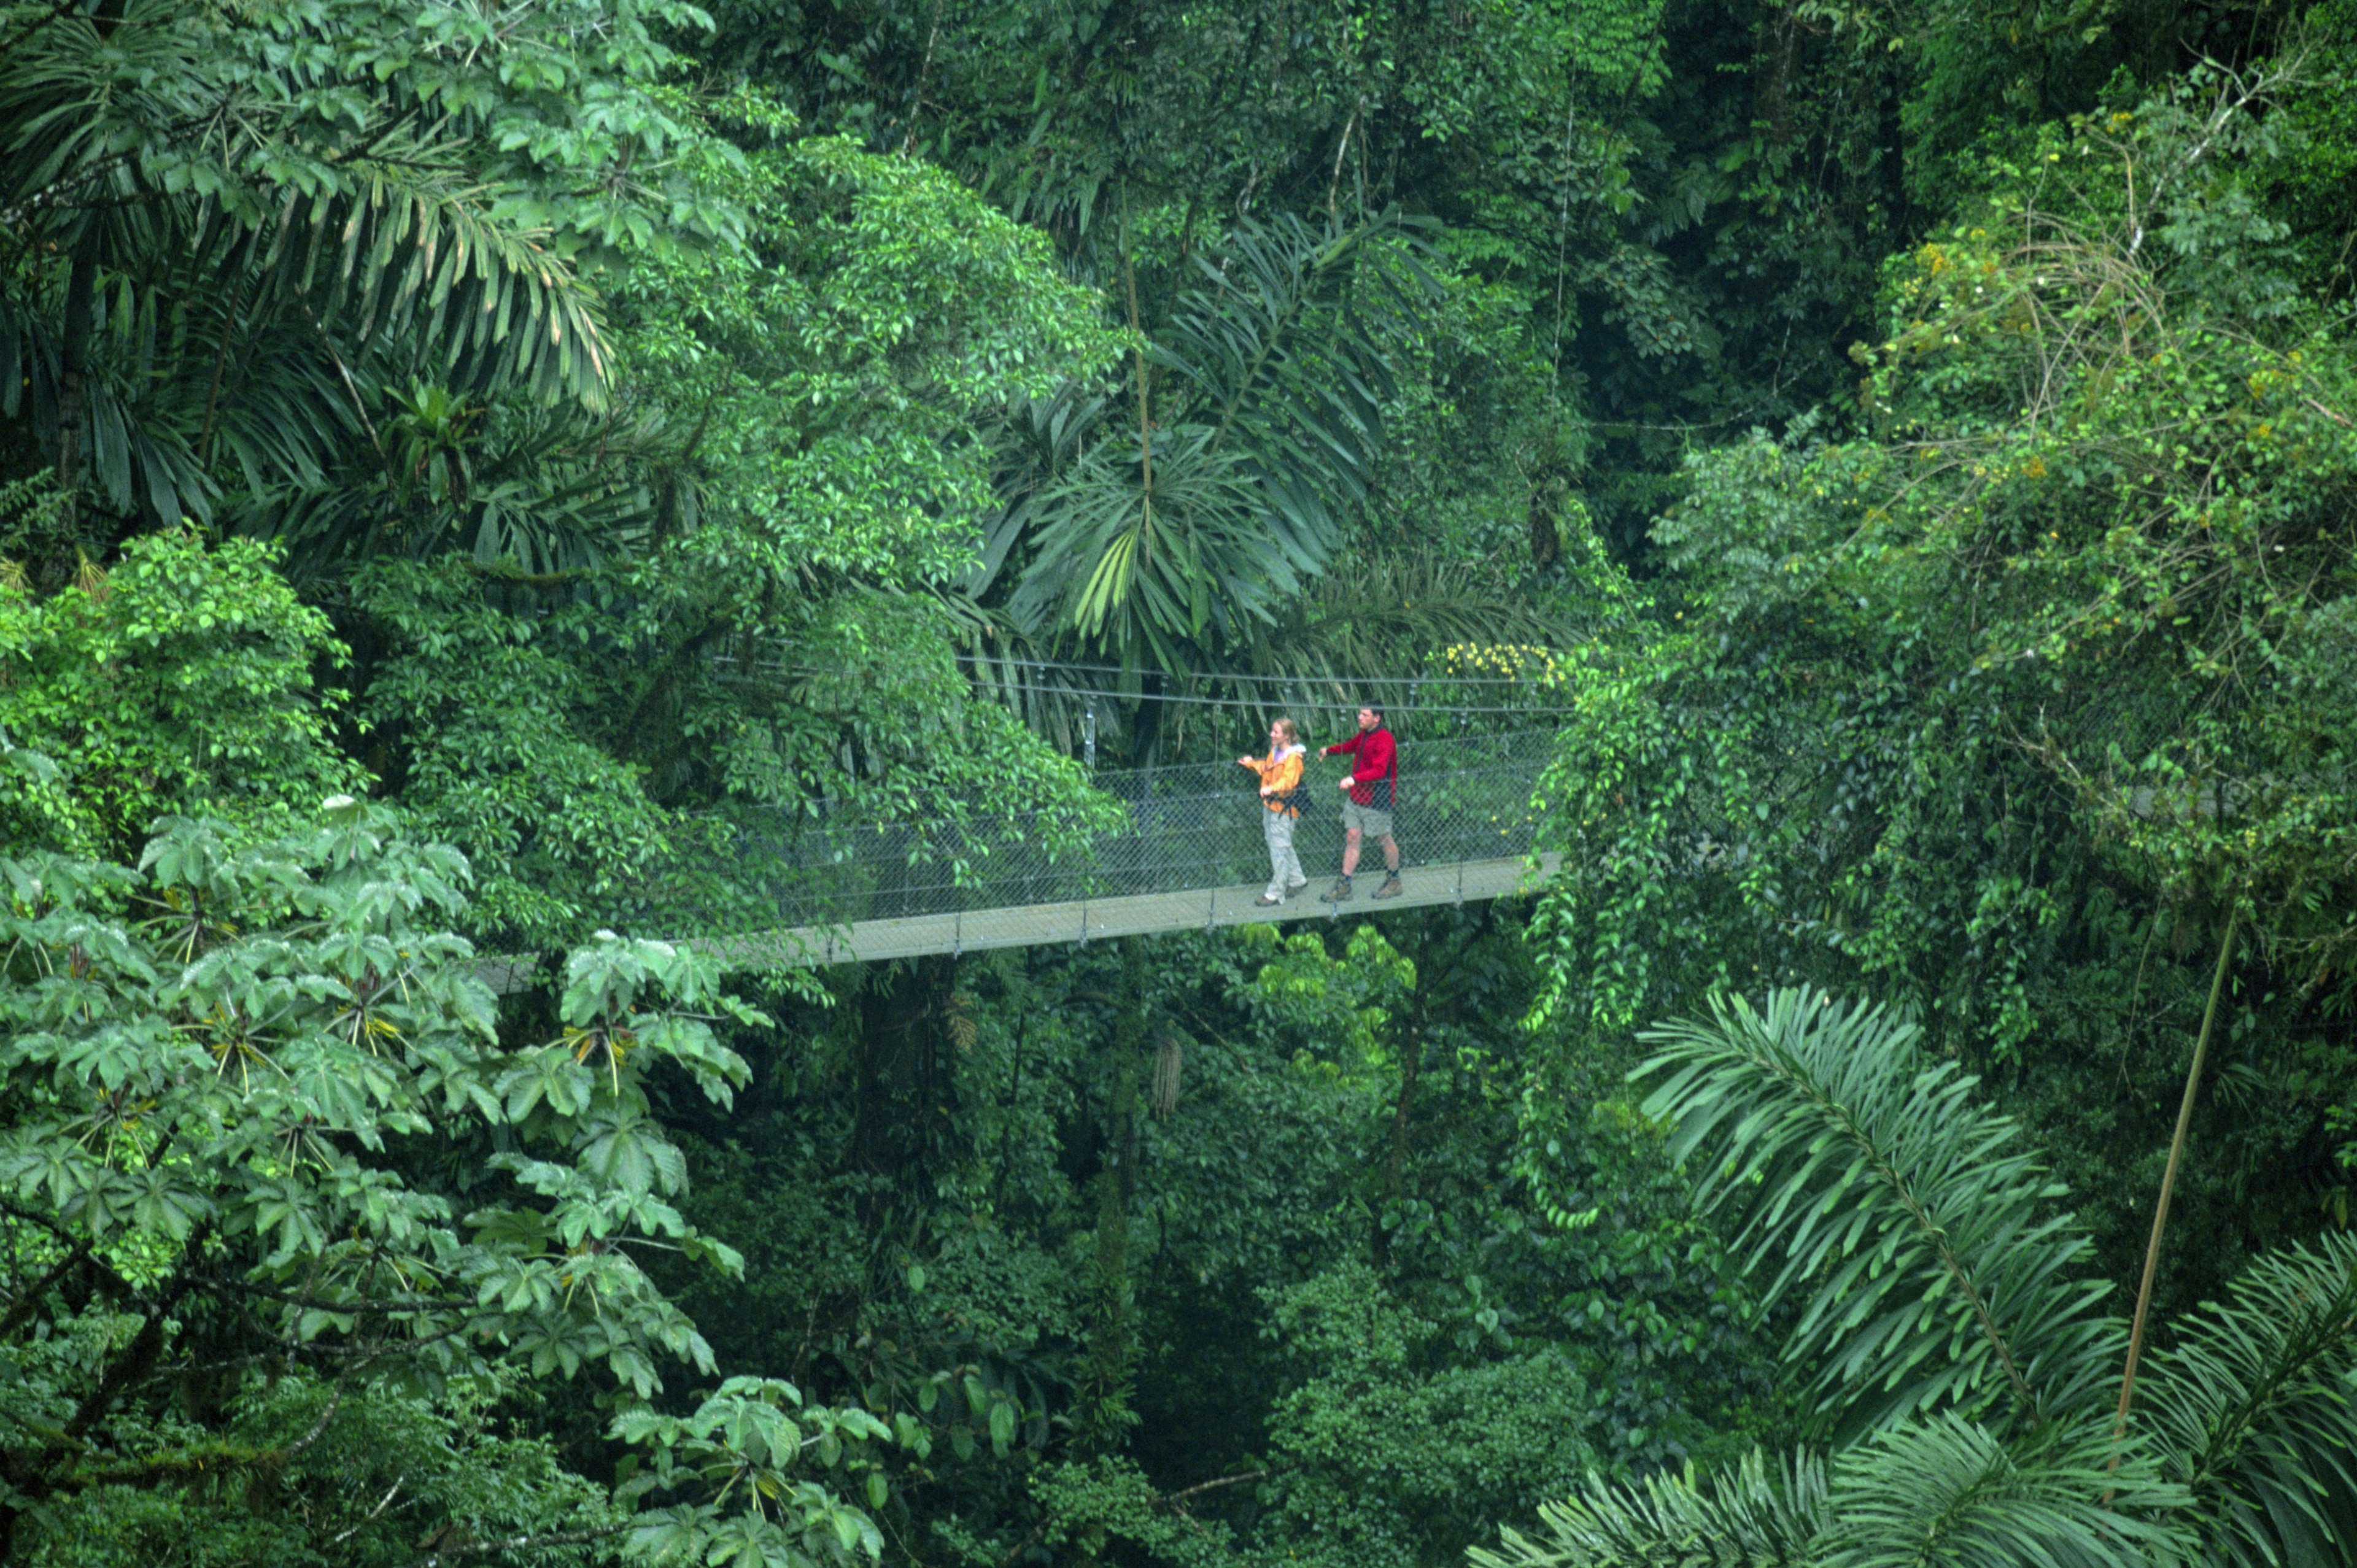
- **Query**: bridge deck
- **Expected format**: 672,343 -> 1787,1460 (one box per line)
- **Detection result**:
698,852 -> 1559,968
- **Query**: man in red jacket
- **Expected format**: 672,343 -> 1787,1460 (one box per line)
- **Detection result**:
1319,703 -> 1401,902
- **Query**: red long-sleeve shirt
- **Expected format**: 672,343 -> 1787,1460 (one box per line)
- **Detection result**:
1323,727 -> 1397,806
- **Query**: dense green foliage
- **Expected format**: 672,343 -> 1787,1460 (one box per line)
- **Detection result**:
4,0 -> 2355,1562
1,806 -> 899,1564
1530,49 -> 2357,1314
1471,992 -> 2357,1565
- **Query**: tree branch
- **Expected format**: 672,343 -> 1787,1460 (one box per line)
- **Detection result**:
2109,903 -> 2240,1477
332,1475 -> 406,1543
1155,1465 -> 1287,1508
0,1242 -> 91,1340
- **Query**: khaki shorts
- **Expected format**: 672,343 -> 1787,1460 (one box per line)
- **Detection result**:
1342,798 -> 1394,837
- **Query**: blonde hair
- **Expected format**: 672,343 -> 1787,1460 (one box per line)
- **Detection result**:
1271,716 -> 1299,745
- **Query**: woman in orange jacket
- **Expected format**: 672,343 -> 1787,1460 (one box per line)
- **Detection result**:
1237,717 -> 1309,905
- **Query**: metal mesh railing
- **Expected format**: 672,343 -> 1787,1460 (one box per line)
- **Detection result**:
648,729 -> 1559,940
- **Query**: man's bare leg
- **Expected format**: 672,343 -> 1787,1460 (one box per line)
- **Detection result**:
1341,826 -> 1363,878
1379,835 -> 1399,874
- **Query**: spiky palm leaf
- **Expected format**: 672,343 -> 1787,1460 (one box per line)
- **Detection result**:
1468,1449 -> 1829,1568
1,0 -> 613,398
253,390 -> 660,582
1473,1421 -> 2191,1568
1819,1414 -> 2189,1568
1006,423 -> 1310,663
1636,990 -> 2123,1439
1485,987 -> 2357,1568
2140,1233 -> 2357,1566
1155,213 -> 1426,525
209,155 -> 611,406
966,382 -> 1110,600
0,289 -> 214,523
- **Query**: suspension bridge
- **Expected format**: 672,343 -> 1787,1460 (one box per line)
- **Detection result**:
642,728 -> 1562,972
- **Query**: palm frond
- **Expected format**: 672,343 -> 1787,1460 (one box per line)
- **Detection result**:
1152,211 -> 1436,586
1467,1449 -> 1829,1568
287,156 -> 611,406
0,0 -> 611,403
1469,1424 -> 2189,1568
966,383 -> 1109,601
1490,988 -> 2357,1568
1636,989 -> 2122,1439
986,212 -> 1436,673
242,392 -> 662,582
1822,1413 -> 2190,1568
0,0 -> 631,539
1158,210 -> 1431,482
1006,424 -> 1302,655
0,280 -> 214,525
2140,1232 -> 2357,1567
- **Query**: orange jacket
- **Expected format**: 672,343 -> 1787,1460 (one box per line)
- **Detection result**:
1239,744 -> 1306,816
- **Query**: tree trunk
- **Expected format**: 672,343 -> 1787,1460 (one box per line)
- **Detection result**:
1082,937 -> 1145,1449
2108,905 -> 2239,1470
852,953 -> 958,1217
1384,1027 -> 1422,1202
53,232 -> 100,531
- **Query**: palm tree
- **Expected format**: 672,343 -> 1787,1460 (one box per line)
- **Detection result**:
0,0 -> 709,558
965,211 -> 1433,671
1473,991 -> 2357,1567
953,212 -> 1585,760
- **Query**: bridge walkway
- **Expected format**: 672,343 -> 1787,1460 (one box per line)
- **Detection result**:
702,851 -> 1560,968
456,730 -> 1566,987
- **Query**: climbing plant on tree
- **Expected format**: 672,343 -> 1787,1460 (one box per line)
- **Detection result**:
1526,53 -> 2357,1305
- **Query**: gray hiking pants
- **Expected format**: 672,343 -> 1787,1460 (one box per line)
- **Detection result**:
1263,809 -> 1306,898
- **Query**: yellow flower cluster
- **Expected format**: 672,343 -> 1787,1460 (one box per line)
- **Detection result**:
1439,642 -> 1565,683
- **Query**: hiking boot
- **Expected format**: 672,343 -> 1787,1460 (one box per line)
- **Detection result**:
1372,874 -> 1404,900
1318,876 -> 1354,903
1254,894 -> 1283,907
1284,879 -> 1310,900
